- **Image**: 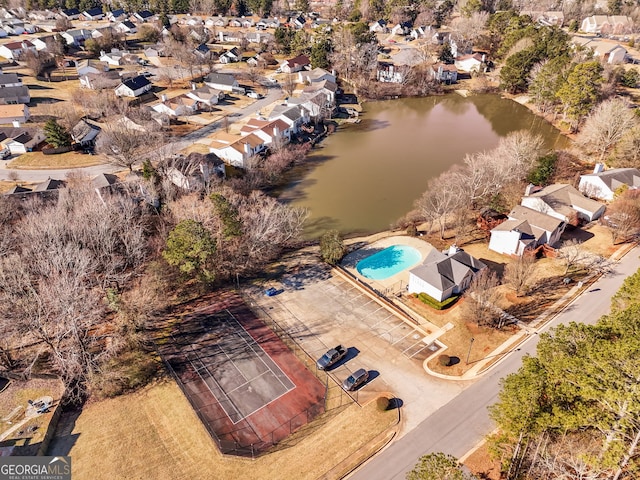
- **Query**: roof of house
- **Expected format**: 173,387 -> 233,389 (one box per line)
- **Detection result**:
0,85 -> 29,99
582,167 -> 640,191
135,10 -> 154,19
84,7 -> 103,17
204,72 -> 237,86
0,73 -> 19,85
189,85 -> 222,99
120,75 -> 151,91
410,247 -> 486,292
33,178 -> 64,191
62,8 -> 80,16
1,40 -> 34,50
0,103 -> 26,118
6,185 -> 31,194
110,9 -> 125,17
92,173 -> 118,189
269,104 -> 308,122
121,20 -> 136,28
284,54 -> 310,68
508,205 -> 565,233
240,117 -> 289,137
302,79 -> 338,94
72,118 -> 100,142
525,183 -> 604,216
210,132 -> 263,153
76,58 -> 107,70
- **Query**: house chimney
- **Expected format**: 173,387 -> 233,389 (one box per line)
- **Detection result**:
100,49 -> 105,56
219,31 -> 224,42
243,141 -> 250,155
161,94 -> 167,102
594,162 -> 605,174
481,53 -> 486,62
524,183 -> 536,196
447,245 -> 459,256
12,120 -> 20,128
191,82 -> 197,90
273,125 -> 279,139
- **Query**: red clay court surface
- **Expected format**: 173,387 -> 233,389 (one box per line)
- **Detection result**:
158,292 -> 326,455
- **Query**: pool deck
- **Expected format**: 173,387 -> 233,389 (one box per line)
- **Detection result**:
341,235 -> 436,294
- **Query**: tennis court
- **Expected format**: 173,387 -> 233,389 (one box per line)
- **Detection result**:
157,293 -> 326,455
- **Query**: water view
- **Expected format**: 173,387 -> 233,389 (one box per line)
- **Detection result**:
279,94 -> 569,238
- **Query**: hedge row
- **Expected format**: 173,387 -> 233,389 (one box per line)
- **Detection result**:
416,292 -> 459,310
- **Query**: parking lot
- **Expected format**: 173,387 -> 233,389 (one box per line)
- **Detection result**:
248,263 -> 469,433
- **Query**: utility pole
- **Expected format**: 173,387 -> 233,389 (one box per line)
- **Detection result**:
466,337 -> 475,365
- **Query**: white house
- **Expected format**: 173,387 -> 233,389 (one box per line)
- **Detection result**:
115,21 -> 137,34
83,7 -> 105,21
280,54 -> 310,74
204,72 -> 243,93
209,132 -> 266,168
133,10 -> 155,23
61,8 -> 80,20
219,47 -> 241,64
268,104 -> 310,133
107,9 -> 127,22
489,205 -> 566,256
376,62 -> 406,83
408,246 -> 487,302
0,40 -> 35,60
298,67 -> 336,84
186,84 -> 224,107
256,17 -> 279,29
0,103 -> 29,124
521,183 -> 606,224
0,73 -> 22,88
4,129 -> 44,154
114,75 -> 152,97
581,15 -> 633,34
240,118 -> 291,146
60,29 -> 92,46
152,95 -> 198,116
76,59 -> 109,76
454,53 -> 485,73
369,19 -> 387,33
579,165 -> 640,201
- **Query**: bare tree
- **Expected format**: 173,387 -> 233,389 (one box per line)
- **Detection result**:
578,98 -> 637,162
97,122 -> 160,172
464,269 -> 501,327
557,239 -> 588,275
504,254 -> 537,297
602,193 -> 640,244
450,12 -> 489,55
415,171 -> 466,238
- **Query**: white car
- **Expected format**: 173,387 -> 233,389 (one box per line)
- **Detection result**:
247,91 -> 262,99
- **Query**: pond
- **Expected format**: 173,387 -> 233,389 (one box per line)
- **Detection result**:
278,94 -> 570,238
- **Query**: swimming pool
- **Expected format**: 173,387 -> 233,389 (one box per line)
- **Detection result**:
356,245 -> 422,280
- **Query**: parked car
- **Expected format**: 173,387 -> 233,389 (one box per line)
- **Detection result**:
264,287 -> 278,297
246,90 -> 262,99
342,368 -> 369,391
316,345 -> 347,370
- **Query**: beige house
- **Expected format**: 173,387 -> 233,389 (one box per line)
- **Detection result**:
0,103 -> 29,124
521,183 -> 606,224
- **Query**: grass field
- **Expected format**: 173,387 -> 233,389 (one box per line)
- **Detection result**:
60,379 -> 397,480
9,151 -> 106,169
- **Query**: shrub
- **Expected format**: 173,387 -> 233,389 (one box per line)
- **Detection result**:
376,396 -> 390,411
438,354 -> 451,367
416,292 -> 459,310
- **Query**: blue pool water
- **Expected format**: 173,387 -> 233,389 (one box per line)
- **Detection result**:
356,245 -> 421,280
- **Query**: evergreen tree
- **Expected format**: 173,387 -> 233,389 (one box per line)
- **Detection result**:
557,61 -> 603,131
210,194 -> 243,239
44,119 -> 72,148
310,38 -> 331,69
319,230 -> 346,265
438,42 -> 455,65
162,220 -> 217,282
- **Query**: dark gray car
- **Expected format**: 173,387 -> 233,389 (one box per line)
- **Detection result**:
316,345 -> 347,370
342,368 -> 369,391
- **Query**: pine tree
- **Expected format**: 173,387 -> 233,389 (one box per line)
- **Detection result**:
44,119 -> 72,148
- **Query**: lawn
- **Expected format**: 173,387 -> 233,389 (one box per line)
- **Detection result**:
9,151 -> 106,169
57,379 -> 397,480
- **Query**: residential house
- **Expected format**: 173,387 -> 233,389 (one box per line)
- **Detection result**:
76,59 -> 108,76
245,31 -> 272,44
240,117 -> 291,146
61,8 -> 81,20
256,17 -> 279,29
80,69 -> 121,90
209,16 -> 229,27
4,129 -> 44,154
302,79 -> 337,104
22,24 -> 37,34
32,178 -> 65,193
581,15 -> 633,34
184,15 -> 203,26
30,21 -> 55,33
390,21 -> 412,36
369,19 -> 387,33
3,24 -> 24,36
376,62 -> 407,83
115,21 -> 137,34
241,17 -> 254,28
228,17 -> 242,27
0,86 -> 30,104
92,173 -> 120,203
60,29 -> 92,46
219,46 -> 241,64
298,67 -> 335,84
165,152 -> 225,190
0,28 -> 7,38
593,42 -> 627,64
194,43 -> 213,60
186,84 -> 224,108
579,165 -> 640,201
83,7 -> 104,21
152,95 -> 198,116
0,73 -> 21,88
455,53 -> 485,73
408,246 -> 487,301
268,104 -> 310,133
107,9 -> 127,22
0,103 -> 28,123
292,15 -> 306,29
488,205 -> 566,256
115,75 -> 152,97
71,118 -> 100,146
133,10 -> 155,23
28,10 -> 57,21
32,35 -> 55,51
280,54 -> 310,74
204,72 -> 244,93
521,183 -> 606,224
0,40 -> 35,60
100,50 -> 130,66
209,131 -> 266,168
430,63 -> 458,84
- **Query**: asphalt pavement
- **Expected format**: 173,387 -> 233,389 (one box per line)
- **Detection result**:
349,246 -> 640,480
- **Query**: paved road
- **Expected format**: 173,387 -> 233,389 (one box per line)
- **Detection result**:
0,81 -> 283,183
350,246 -> 640,480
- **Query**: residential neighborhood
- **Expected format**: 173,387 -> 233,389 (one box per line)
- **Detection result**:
0,2 -> 640,480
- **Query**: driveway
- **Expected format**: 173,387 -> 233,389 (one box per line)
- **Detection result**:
247,262 -> 467,434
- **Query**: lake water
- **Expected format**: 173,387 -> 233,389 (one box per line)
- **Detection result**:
279,94 -> 569,238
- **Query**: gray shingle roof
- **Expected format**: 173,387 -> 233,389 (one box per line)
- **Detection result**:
582,168 -> 640,191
